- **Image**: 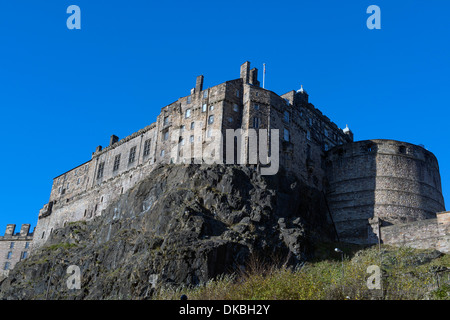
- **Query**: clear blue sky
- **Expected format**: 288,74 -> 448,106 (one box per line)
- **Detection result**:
0,0 -> 449,233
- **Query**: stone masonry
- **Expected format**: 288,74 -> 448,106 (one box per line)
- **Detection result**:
22,61 -> 448,258
0,224 -> 33,277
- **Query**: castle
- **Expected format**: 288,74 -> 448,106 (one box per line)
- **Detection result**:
1,61 -> 449,275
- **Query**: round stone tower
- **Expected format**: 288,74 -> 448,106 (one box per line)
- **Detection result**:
325,139 -> 445,244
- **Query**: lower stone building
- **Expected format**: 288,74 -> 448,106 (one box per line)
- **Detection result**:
0,224 -> 33,277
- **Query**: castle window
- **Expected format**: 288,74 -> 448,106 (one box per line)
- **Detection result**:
129,146 -> 137,164
324,128 -> 328,137
207,129 -> 212,138
163,116 -> 169,125
236,90 -> 240,97
185,109 -> 191,118
97,162 -> 105,179
253,117 -> 260,129
187,96 -> 192,104
306,130 -> 311,141
208,115 -> 214,124
190,135 -> 194,143
284,111 -> 290,123
399,146 -> 406,154
190,122 -> 195,130
4,262 -> 10,271
202,104 -> 207,112
160,149 -> 165,157
10,242 -> 14,249
143,140 -> 151,156
203,91 -> 208,99
180,125 -> 185,132
233,104 -> 239,112
228,117 -> 233,123
74,169 -> 78,176
77,178 -> 81,185
58,186 -> 62,194
143,139 -> 151,157
85,164 -> 89,171
6,251 -> 12,259
324,143 -> 329,151
163,130 -> 169,141
21,251 -> 27,260
210,105 -> 214,111
113,154 -> 121,172
309,118 -> 313,126
254,104 -> 260,110
283,129 -> 290,142
25,242 -> 30,249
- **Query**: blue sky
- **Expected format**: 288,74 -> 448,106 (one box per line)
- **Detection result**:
0,0 -> 449,233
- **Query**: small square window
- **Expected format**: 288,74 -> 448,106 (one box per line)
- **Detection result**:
233,104 -> 239,112
254,104 -> 260,110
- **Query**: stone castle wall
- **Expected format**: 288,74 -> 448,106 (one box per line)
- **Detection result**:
32,61 -> 351,250
326,140 -> 446,245
381,211 -> 450,253
29,61 -> 446,255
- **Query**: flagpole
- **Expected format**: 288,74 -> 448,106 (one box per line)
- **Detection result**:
263,63 -> 266,88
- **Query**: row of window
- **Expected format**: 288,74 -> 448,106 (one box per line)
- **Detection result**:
186,90 -> 210,104
6,242 -> 30,249
97,139 -> 152,179
5,250 -> 28,260
56,164 -> 89,185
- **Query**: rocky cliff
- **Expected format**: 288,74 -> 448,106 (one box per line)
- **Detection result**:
0,164 -> 336,299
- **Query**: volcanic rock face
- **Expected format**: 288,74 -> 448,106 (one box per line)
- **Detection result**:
0,164 -> 335,300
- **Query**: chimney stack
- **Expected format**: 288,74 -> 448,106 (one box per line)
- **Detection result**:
249,68 -> 260,87
20,224 -> 31,237
240,61 -> 250,84
109,135 -> 119,146
5,224 -> 15,237
195,75 -> 204,93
